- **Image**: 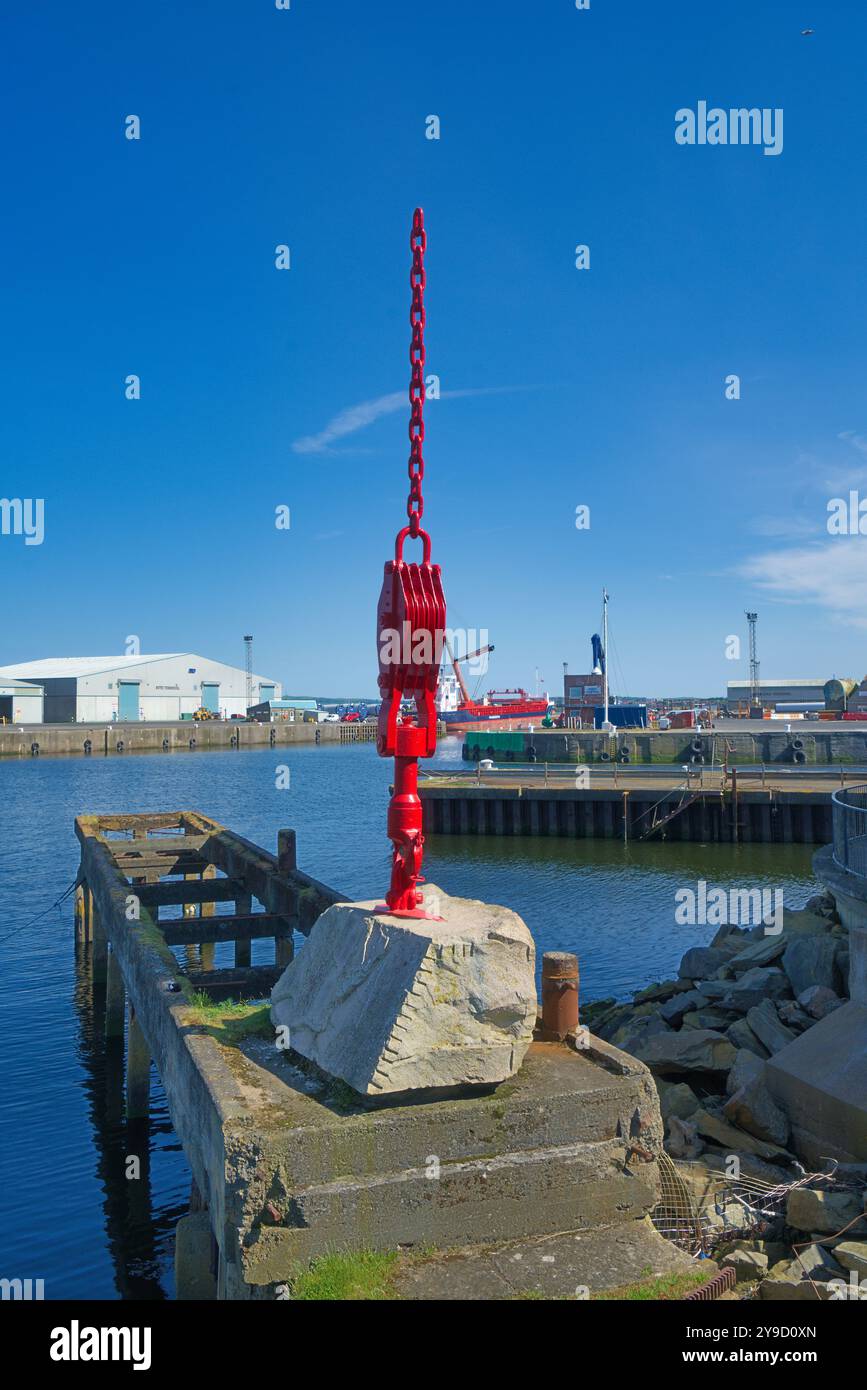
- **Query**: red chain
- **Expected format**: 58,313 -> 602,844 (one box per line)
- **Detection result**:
407,207 -> 426,536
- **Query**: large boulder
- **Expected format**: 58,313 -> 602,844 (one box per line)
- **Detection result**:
782,934 -> 841,997
798,985 -> 844,1020
728,935 -> 787,974
834,1241 -> 867,1278
792,1243 -> 845,1283
678,946 -> 728,980
698,980 -> 737,1000
681,1008 -> 735,1032
634,1028 -> 736,1076
666,1114 -> 703,1160
270,887 -> 536,1095
660,989 -> 709,1025
657,1080 -> 700,1123
692,1108 -> 790,1162
758,1274 -> 831,1301
786,1188 -> 866,1235
610,1012 -> 670,1053
720,1245 -> 769,1282
776,1000 -> 812,1030
745,1000 -> 798,1055
726,1016 -> 771,1058
723,1075 -> 790,1147
782,907 -> 833,936
721,967 -> 790,1014
726,1048 -> 766,1096
710,924 -> 754,958
805,893 -> 837,921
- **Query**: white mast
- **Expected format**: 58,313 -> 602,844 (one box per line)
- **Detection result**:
601,588 -> 613,733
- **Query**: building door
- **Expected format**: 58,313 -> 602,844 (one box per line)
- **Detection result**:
118,682 -> 140,720
201,683 -> 220,714
259,684 -> 275,706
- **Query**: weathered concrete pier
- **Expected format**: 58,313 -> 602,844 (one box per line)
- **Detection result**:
74,809 -> 682,1299
421,768 -> 860,844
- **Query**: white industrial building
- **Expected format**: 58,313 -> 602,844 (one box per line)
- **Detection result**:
726,678 -> 828,708
0,677 -> 45,724
0,654 -> 281,723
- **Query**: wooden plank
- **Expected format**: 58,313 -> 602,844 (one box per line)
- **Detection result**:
160,914 -> 294,946
93,813 -> 212,833
183,965 -> 283,1001
114,853 -> 208,875
201,827 -> 342,931
111,835 -> 210,855
137,878 -> 245,907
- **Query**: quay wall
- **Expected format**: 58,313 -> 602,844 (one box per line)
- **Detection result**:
0,719 -> 376,758
422,784 -> 833,844
464,728 -> 867,767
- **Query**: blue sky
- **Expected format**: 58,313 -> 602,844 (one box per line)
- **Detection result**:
2,1 -> 866,698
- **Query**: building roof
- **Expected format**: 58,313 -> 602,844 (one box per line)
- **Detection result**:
0,655 -> 183,679
726,679 -> 827,689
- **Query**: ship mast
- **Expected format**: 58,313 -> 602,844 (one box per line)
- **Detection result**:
601,588 -> 613,733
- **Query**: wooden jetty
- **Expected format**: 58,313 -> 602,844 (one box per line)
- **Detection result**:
74,811 -> 342,1295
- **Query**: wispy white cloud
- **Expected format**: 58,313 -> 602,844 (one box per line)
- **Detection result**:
736,539 -> 867,627
292,385 -> 534,455
748,515 -> 822,540
838,429 -> 867,457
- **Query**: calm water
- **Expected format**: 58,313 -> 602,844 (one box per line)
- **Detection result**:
0,737 -> 818,1299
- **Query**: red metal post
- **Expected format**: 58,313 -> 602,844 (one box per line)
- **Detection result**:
540,952 -> 580,1040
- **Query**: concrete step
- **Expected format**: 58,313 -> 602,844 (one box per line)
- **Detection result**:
392,1217 -> 699,1300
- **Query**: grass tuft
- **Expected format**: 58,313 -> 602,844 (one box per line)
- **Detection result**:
183,997 -> 273,1044
593,1267 -> 717,1301
288,1249 -> 400,1301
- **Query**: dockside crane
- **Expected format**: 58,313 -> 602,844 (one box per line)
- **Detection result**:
443,635 -> 495,705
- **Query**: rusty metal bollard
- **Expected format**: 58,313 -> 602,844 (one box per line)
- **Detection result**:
541,951 -> 579,1040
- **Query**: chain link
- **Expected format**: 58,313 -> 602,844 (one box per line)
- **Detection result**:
407,207 -> 426,535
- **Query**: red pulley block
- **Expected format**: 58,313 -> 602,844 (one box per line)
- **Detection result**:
375,208 -> 446,918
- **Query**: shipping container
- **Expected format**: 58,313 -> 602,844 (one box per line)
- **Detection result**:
594,704 -> 647,729
668,709 -> 695,729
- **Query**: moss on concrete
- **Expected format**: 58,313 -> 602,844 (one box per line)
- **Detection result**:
285,1247 -> 718,1301
183,998 -> 273,1045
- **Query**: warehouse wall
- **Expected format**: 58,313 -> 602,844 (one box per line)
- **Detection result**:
0,692 -> 43,723
41,678 -> 77,723
83,657 -> 280,721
